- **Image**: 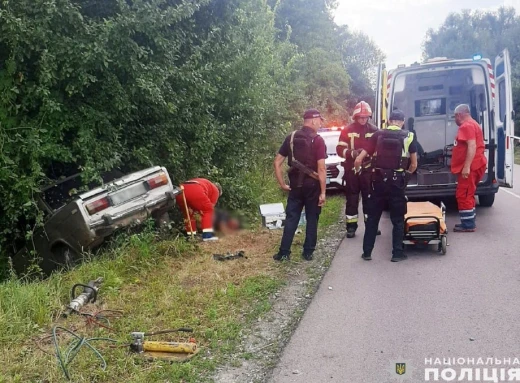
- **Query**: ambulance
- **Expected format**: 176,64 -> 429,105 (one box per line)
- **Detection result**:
374,49 -> 516,206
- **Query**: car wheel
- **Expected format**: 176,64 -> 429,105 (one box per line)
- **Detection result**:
50,244 -> 79,270
478,194 -> 495,207
154,211 -> 171,229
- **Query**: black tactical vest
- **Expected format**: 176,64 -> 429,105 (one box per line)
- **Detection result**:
373,129 -> 410,170
288,128 -> 317,171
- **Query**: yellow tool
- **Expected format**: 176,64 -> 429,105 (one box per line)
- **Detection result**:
130,329 -> 199,362
180,185 -> 195,240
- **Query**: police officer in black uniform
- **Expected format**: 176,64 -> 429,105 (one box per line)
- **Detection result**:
354,109 -> 418,262
273,109 -> 327,261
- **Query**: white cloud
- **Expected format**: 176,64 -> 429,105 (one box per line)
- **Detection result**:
334,0 -> 520,69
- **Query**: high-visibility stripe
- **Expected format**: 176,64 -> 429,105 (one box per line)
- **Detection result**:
337,141 -> 349,147
347,133 -> 360,150
202,228 -> 214,233
346,215 -> 358,223
488,63 -> 495,99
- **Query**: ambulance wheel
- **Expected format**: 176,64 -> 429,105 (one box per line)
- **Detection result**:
478,194 -> 495,207
439,237 -> 447,255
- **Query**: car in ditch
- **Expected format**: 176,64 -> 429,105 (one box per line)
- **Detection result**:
13,166 -> 181,274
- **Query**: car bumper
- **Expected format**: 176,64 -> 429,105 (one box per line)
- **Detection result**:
89,190 -> 179,230
326,164 -> 344,189
405,180 -> 499,199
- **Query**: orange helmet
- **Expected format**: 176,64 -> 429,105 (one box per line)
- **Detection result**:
352,101 -> 372,119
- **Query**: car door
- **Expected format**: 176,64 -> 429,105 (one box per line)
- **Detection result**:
374,63 -> 387,129
494,49 -> 515,187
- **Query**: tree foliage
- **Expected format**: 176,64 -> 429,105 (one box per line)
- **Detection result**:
272,0 -> 385,120
0,0 -> 383,275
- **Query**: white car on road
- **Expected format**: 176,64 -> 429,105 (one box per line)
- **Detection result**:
318,128 -> 345,190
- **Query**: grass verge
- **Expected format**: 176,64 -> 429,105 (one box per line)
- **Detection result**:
0,192 -> 344,383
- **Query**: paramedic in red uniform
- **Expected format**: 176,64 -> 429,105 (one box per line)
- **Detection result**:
176,178 -> 222,241
451,104 -> 487,232
336,101 -> 380,238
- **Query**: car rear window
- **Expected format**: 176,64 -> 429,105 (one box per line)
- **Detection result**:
41,170 -> 125,211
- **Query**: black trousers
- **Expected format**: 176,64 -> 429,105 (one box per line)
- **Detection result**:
344,169 -> 371,228
363,171 -> 407,257
278,179 -> 321,256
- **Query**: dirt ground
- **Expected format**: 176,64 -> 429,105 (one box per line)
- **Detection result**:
211,217 -> 345,383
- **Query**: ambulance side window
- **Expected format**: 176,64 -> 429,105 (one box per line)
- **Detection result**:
498,79 -> 506,123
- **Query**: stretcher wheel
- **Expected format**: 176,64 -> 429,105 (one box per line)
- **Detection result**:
438,236 -> 447,255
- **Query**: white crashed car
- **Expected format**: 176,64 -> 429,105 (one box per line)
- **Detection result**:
13,166 -> 181,274
318,127 -> 345,190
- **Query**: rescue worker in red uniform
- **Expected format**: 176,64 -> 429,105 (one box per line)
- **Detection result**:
336,101 -> 380,238
175,178 -> 222,241
450,104 -> 487,232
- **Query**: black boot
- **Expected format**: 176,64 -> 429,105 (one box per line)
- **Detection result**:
346,223 -> 357,238
361,253 -> 372,261
391,254 -> 407,262
273,253 -> 290,261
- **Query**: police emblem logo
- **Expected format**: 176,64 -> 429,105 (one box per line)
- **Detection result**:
388,357 -> 413,381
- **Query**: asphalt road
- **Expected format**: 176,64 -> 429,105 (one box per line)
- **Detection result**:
269,168 -> 520,383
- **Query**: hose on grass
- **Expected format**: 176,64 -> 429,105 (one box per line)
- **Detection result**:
51,326 -> 118,381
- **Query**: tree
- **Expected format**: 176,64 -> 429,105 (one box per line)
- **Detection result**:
338,27 -> 385,110
270,0 -> 384,122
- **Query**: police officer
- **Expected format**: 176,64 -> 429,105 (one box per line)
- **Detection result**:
336,101 -> 380,238
273,108 -> 327,261
354,109 -> 417,262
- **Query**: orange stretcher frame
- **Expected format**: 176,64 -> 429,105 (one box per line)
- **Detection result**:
404,201 -> 447,234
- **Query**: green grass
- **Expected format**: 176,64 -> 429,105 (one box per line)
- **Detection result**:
318,194 -> 344,230
0,192 -> 344,383
515,144 -> 520,165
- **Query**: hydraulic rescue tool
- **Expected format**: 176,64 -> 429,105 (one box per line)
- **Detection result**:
130,328 -> 199,362
62,277 -> 103,317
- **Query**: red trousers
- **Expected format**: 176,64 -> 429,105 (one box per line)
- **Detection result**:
455,166 -> 486,210
176,181 -> 219,234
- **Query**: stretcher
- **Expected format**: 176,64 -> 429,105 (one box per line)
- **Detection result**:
403,201 -> 448,255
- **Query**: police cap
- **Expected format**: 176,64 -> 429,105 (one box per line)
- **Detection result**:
389,109 -> 405,121
303,108 -> 325,120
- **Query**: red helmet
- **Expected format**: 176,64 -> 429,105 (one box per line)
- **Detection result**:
352,101 -> 372,119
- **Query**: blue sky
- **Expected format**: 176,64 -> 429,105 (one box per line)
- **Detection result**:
333,0 -> 520,69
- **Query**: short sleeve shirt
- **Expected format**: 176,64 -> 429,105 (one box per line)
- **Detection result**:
451,119 -> 487,174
